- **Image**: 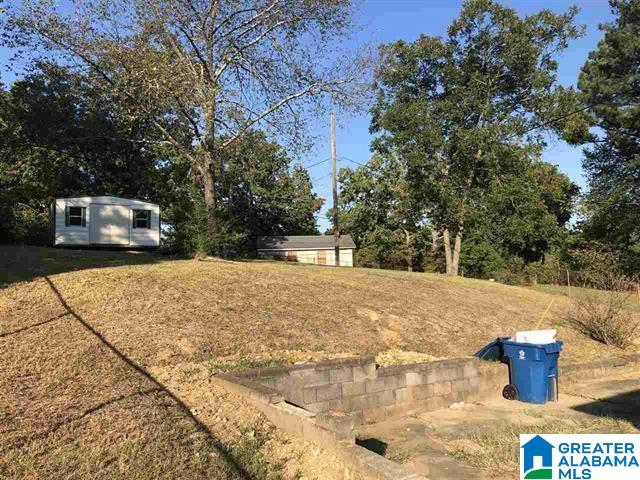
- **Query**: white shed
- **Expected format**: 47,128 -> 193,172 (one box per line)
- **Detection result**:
51,196 -> 160,248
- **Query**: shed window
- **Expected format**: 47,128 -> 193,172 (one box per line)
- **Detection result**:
65,206 -> 86,227
133,209 -> 151,229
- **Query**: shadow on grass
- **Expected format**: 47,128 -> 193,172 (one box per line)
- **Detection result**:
0,245 -> 173,288
42,275 -> 253,479
0,312 -> 71,338
20,387 -> 163,443
572,389 -> 640,429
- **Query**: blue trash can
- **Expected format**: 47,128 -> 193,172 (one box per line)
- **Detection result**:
501,340 -> 563,404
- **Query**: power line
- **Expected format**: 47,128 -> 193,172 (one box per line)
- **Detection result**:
336,95 -> 627,166
341,156 -> 369,168
580,198 -> 640,207
341,156 -> 385,175
302,157 -> 330,169
504,91 -> 631,143
312,173 -> 332,182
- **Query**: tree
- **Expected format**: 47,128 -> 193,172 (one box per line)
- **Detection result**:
461,161 -> 579,277
577,0 -> 640,273
0,63 -> 180,243
0,64 -> 323,252
338,151 -> 577,275
219,130 -> 323,253
371,0 -> 583,275
337,152 -> 425,270
3,0 -> 365,254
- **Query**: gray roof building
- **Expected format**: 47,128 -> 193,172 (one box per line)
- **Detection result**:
257,235 -> 356,251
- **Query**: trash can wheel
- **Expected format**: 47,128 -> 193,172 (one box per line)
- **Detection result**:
502,384 -> 518,401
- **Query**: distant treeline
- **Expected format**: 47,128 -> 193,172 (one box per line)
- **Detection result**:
1,0 -> 638,281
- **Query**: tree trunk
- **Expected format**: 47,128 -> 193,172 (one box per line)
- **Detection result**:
202,100 -> 220,256
431,230 -> 439,252
451,229 -> 463,276
443,227 -> 463,276
443,229 -> 453,275
202,151 -> 218,254
404,229 -> 412,272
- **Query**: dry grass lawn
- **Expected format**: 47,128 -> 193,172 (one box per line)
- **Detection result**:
1,245 -> 638,479
450,415 -> 638,475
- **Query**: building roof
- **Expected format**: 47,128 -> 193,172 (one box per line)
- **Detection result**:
55,196 -> 158,206
257,235 -> 356,251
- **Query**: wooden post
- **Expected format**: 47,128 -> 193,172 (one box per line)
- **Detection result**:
536,299 -> 554,329
566,269 -> 572,298
404,229 -> 412,272
330,110 -> 340,267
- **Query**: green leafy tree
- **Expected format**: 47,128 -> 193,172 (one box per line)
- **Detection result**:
461,162 -> 579,278
3,0 -> 365,254
220,131 -> 323,254
0,63 -> 181,243
577,0 -> 640,272
337,152 -> 426,270
163,131 -> 322,256
0,65 -> 323,252
338,151 -> 577,276
371,0 -> 583,275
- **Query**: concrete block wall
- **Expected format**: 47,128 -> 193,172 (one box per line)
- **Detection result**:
211,353 -> 640,480
236,355 -> 507,417
560,352 -> 640,383
235,356 -> 378,413
211,371 -> 427,480
366,357 -> 506,420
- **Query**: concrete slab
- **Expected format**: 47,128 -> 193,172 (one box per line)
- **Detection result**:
565,366 -> 640,427
355,365 -> 640,479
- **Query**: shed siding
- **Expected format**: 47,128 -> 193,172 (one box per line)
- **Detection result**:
55,198 -> 90,245
130,204 -> 160,247
325,249 -> 353,267
258,248 -> 353,267
292,250 -> 317,265
53,197 -> 159,247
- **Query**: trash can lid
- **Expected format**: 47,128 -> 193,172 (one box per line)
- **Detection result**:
474,337 -> 510,361
502,339 -> 563,354
543,340 -> 563,354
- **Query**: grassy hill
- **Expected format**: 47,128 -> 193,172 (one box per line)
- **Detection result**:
1,245 -> 637,479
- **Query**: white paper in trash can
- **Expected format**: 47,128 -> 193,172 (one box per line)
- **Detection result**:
514,329 -> 557,344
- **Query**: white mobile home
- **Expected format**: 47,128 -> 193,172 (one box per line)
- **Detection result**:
51,196 -> 160,248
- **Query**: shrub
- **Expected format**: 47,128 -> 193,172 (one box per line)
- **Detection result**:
523,253 -> 567,285
570,272 -> 640,349
569,247 -> 623,288
4,203 -> 50,245
354,245 -> 378,268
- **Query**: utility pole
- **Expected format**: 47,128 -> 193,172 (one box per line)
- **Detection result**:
330,110 -> 340,266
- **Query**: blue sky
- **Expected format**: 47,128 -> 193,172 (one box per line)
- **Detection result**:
307,0 -> 614,231
0,1 -> 614,232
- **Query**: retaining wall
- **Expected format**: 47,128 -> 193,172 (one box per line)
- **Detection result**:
212,355 -> 507,480
234,355 -> 506,419
212,369 -> 426,480
560,352 -> 640,383
211,352 -> 640,480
